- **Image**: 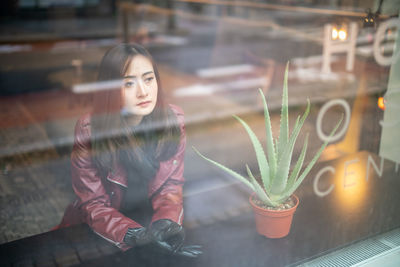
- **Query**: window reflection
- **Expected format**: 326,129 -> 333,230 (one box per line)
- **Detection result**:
1,0 -> 399,266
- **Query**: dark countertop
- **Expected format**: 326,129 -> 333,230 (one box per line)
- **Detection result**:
1,151 -> 400,267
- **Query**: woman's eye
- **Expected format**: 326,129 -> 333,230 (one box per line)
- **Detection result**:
125,81 -> 134,88
145,77 -> 154,83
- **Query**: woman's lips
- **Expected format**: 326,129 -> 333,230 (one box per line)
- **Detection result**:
137,101 -> 151,107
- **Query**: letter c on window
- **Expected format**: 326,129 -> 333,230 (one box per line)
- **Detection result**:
314,166 -> 335,197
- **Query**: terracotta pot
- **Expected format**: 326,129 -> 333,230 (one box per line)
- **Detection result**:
249,193 -> 299,238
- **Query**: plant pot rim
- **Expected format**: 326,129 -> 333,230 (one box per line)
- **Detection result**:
249,193 -> 299,214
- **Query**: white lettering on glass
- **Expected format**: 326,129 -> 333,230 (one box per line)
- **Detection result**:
366,155 -> 385,181
316,99 -> 351,143
373,18 -> 400,66
343,158 -> 360,188
314,166 -> 335,197
322,22 -> 358,73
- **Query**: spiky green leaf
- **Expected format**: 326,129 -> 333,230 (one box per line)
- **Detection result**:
233,115 -> 270,192
276,62 -> 290,161
271,99 -> 310,194
285,133 -> 309,192
192,146 -> 255,191
246,164 -> 278,207
292,115 -> 300,135
280,115 -> 343,200
259,88 -> 277,185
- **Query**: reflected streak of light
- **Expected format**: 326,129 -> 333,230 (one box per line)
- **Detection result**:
72,80 -> 122,93
184,180 -> 243,197
175,0 -> 390,18
174,77 -> 267,97
196,64 -> 255,78
121,2 -> 322,43
0,44 -> 32,53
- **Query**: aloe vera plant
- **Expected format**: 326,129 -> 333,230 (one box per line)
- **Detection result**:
193,63 -> 342,208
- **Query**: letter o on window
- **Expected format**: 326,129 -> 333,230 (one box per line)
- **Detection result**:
316,99 -> 350,143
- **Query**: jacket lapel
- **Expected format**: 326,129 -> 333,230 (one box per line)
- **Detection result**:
106,163 -> 128,188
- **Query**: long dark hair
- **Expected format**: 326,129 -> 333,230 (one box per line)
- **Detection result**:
91,43 -> 181,181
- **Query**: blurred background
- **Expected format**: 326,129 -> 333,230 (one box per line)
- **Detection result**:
0,0 -> 399,259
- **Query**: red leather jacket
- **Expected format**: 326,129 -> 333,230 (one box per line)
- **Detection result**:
56,104 -> 185,251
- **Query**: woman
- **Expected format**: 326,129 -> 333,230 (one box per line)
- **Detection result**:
57,44 -> 201,257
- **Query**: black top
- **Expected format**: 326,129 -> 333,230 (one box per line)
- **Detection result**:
119,166 -> 153,227
117,143 -> 157,227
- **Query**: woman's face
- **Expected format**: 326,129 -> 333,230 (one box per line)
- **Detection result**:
121,55 -> 158,122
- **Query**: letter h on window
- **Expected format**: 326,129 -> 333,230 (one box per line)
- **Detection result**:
322,22 -> 358,73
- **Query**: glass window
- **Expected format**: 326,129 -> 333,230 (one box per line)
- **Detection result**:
1,0 -> 399,266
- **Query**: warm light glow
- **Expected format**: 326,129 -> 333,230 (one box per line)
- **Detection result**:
378,97 -> 386,110
334,154 -> 368,213
338,29 -> 347,41
332,27 -> 338,40
332,26 -> 347,41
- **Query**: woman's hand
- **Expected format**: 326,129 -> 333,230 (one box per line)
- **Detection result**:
149,219 -> 202,258
150,219 -> 185,252
123,227 -> 152,247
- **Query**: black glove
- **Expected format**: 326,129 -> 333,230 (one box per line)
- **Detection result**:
149,219 -> 202,258
150,219 -> 185,252
123,227 -> 152,247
